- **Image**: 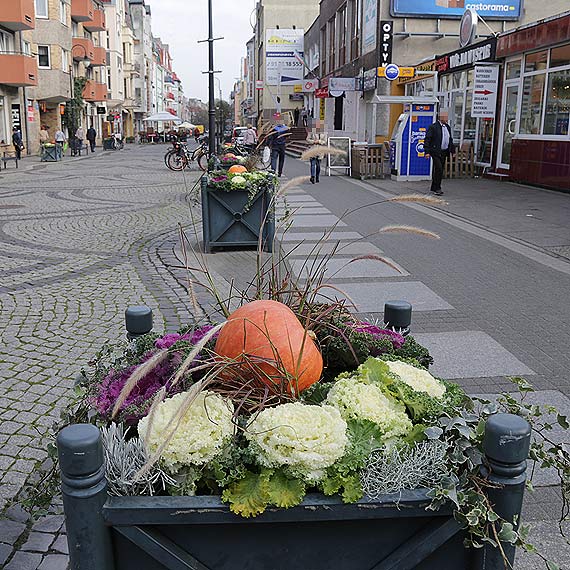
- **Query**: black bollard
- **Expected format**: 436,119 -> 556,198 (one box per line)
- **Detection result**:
57,424 -> 115,570
479,413 -> 531,569
125,305 -> 153,340
384,300 -> 412,337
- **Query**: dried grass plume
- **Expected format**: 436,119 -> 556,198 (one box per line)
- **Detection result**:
379,225 -> 440,240
388,194 -> 447,206
300,145 -> 347,161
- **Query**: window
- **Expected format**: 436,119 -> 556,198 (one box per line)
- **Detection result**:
506,59 -> 521,80
337,6 -> 347,68
37,45 -> 50,68
0,96 -> 7,145
328,17 -> 336,72
72,22 -> 78,37
524,50 -> 548,73
23,41 -> 31,56
320,27 -> 327,75
520,74 -> 546,134
551,45 -> 570,69
61,48 -> 69,71
107,68 -> 112,90
350,0 -> 360,61
543,69 -> 570,135
0,30 -> 14,53
59,0 -> 68,25
35,0 -> 48,18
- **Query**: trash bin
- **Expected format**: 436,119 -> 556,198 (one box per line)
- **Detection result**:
41,145 -> 61,162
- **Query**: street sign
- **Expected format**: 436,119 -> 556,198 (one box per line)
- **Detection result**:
378,65 -> 415,80
472,65 -> 499,118
315,87 -> 329,98
329,77 -> 357,92
255,80 -> 264,90
294,84 -> 303,93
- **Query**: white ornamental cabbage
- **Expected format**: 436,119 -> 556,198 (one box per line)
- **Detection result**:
326,376 -> 412,439
138,390 -> 234,472
385,360 -> 446,398
230,175 -> 246,186
246,402 -> 348,481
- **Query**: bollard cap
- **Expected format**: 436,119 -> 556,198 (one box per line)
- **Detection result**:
384,300 -> 412,329
57,424 -> 103,477
125,305 -> 153,335
483,413 -> 531,465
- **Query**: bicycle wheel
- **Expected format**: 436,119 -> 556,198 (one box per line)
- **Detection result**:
197,150 -> 210,172
166,150 -> 187,171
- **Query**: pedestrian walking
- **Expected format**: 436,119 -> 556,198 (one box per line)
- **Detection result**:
424,110 -> 455,196
293,107 -> 300,127
12,127 -> 24,160
54,127 -> 67,157
242,123 -> 257,151
306,121 -> 327,184
74,126 -> 85,155
87,125 -> 97,152
268,123 -> 289,177
39,125 -> 49,154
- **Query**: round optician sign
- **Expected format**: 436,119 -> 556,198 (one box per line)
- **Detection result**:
385,64 -> 400,82
459,8 -> 478,48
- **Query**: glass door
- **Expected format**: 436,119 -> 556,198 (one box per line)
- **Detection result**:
498,84 -> 520,168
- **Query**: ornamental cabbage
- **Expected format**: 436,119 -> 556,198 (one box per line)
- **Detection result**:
230,175 -> 246,186
326,376 -> 412,439
138,390 -> 234,472
246,402 -> 348,481
385,360 -> 446,398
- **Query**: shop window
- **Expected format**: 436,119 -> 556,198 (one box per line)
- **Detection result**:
543,69 -> 570,135
520,74 -> 546,134
524,50 -> 548,73
0,96 -> 7,145
451,92 -> 464,141
452,72 -> 463,89
466,70 -> 473,87
506,60 -> 521,80
463,91 -> 476,147
37,45 -> 50,69
550,44 -> 570,69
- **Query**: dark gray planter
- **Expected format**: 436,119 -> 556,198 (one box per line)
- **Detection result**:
201,176 -> 275,253
41,145 -> 62,162
57,414 -> 530,570
103,138 -> 115,150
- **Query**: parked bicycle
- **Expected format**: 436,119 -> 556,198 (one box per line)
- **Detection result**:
164,137 -> 209,171
110,132 -> 124,150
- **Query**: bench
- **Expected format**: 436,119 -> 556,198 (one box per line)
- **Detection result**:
2,152 -> 19,169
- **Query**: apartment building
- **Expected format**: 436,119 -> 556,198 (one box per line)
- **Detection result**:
0,0 -> 37,152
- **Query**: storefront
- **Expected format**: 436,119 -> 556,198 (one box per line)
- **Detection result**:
495,12 -> 570,191
434,38 -> 499,167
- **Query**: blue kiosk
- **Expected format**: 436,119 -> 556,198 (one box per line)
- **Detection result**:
370,95 -> 438,182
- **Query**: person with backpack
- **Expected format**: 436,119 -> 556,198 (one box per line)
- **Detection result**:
267,123 -> 289,177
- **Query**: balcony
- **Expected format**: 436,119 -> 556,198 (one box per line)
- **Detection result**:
72,37 -> 95,61
0,0 -> 35,31
83,80 -> 108,102
0,53 -> 38,86
71,0 -> 94,23
90,46 -> 106,67
84,8 -> 105,31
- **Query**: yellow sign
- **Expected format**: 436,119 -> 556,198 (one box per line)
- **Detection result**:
319,98 -> 325,121
378,67 -> 415,78
294,84 -> 303,93
397,60 -> 436,85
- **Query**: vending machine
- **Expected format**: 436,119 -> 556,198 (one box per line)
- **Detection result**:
390,104 -> 436,181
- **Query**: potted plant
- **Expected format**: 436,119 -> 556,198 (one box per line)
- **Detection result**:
201,168 -> 276,253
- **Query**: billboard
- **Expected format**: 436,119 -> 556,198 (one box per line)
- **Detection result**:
391,0 -> 522,20
265,29 -> 305,86
363,0 -> 378,54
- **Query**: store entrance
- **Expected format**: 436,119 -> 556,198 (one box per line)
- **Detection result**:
498,84 -> 520,169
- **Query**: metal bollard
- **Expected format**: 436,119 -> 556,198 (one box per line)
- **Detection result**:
479,413 -> 531,569
125,305 -> 153,340
384,300 -> 412,337
57,424 -> 115,570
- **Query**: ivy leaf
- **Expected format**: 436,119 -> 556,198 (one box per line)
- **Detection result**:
221,470 -> 270,518
557,414 -> 569,429
498,522 -> 517,544
265,469 -> 306,508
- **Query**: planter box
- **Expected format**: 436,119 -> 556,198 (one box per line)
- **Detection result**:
201,177 -> 275,253
41,145 -> 62,162
58,414 -> 530,570
103,139 -> 115,150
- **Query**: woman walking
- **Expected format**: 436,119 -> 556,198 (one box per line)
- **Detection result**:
305,121 -> 327,183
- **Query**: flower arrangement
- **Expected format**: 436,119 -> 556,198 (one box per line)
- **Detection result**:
207,170 -> 276,194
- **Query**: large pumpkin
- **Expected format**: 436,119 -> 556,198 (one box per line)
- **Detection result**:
214,300 -> 323,394
228,165 -> 247,174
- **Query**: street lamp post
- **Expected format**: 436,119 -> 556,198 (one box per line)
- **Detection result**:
215,76 -> 223,152
207,0 -> 216,156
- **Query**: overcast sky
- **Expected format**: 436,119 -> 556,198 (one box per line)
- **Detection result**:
150,0 -> 257,103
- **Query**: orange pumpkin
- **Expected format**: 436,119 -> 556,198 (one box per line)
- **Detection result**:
228,165 -> 247,174
214,300 -> 323,395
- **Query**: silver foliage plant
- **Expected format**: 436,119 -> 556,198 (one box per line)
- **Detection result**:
361,440 -> 448,498
101,423 -> 176,496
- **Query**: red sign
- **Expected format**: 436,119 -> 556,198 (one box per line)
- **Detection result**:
315,87 -> 329,99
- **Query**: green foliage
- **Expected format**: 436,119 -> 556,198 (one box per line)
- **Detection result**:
394,336 -> 434,369
63,76 -> 88,139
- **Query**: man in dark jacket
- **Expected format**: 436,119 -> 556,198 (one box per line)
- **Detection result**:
424,110 -> 455,196
268,123 -> 289,177
87,126 -> 97,152
12,127 -> 24,160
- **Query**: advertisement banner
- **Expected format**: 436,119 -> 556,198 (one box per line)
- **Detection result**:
380,21 -> 394,66
265,29 -> 305,86
363,68 -> 378,91
391,0 -> 522,20
329,77 -> 357,92
363,0 -> 378,54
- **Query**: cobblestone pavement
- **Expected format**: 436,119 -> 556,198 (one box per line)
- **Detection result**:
0,146 -> 203,567
2,148 -> 570,568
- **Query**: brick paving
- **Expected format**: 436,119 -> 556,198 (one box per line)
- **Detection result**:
2,148 -> 570,567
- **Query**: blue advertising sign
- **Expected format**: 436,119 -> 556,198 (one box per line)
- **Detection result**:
391,0 -> 522,20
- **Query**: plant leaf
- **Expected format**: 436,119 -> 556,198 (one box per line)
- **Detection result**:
221,470 -> 270,518
266,469 -> 306,508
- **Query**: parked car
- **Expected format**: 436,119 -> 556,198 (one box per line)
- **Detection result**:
232,126 -> 257,145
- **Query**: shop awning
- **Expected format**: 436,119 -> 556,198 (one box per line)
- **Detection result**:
143,111 -> 182,123
368,95 -> 439,105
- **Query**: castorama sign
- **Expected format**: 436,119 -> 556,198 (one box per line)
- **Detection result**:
391,0 -> 522,20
